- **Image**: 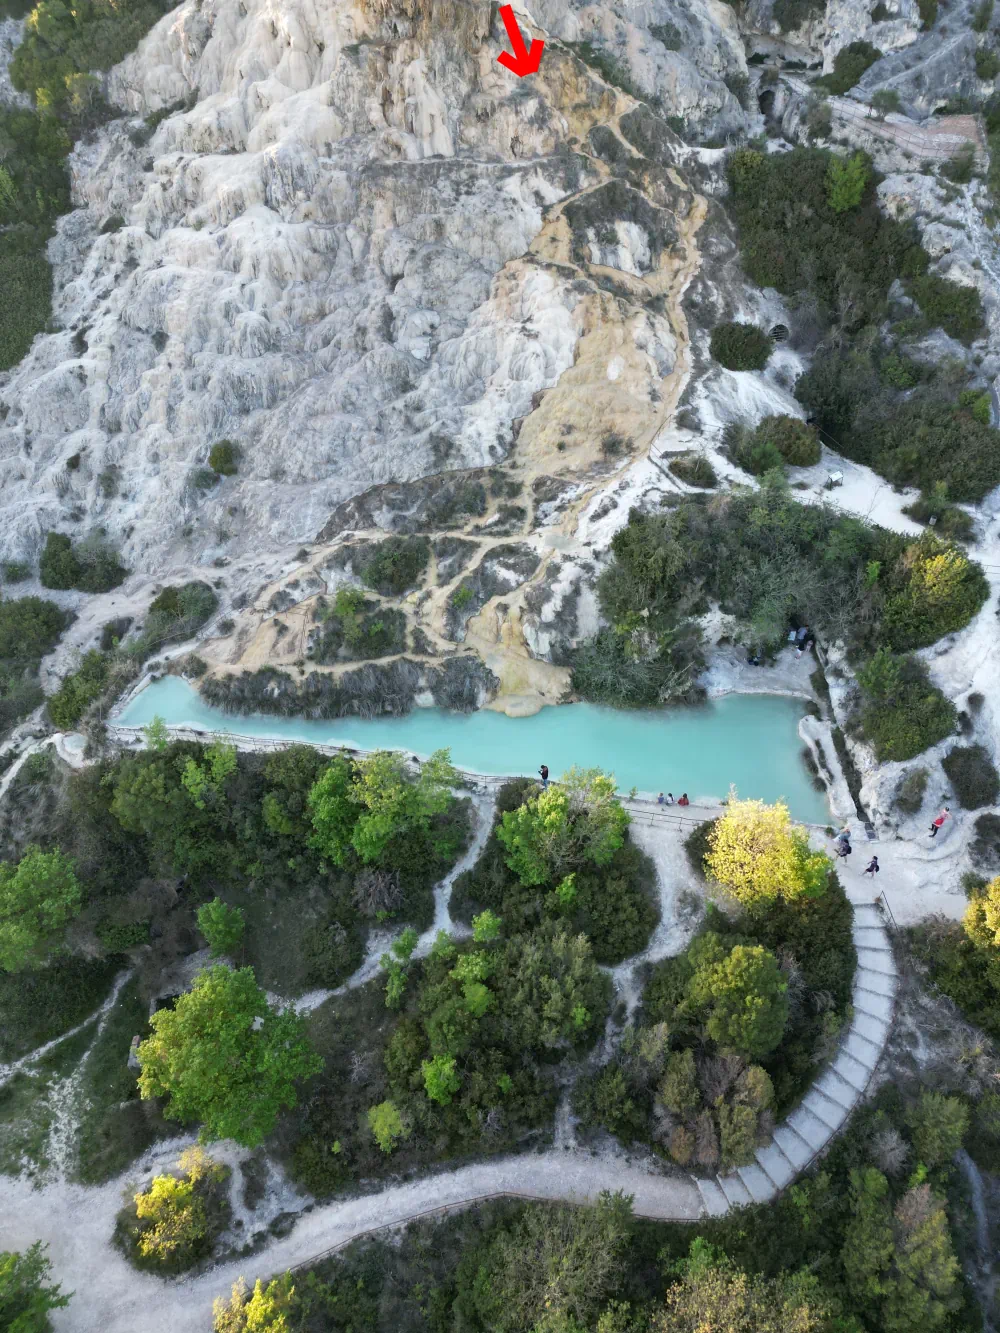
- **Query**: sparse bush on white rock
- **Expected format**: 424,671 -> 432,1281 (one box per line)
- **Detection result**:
0,0 -> 747,576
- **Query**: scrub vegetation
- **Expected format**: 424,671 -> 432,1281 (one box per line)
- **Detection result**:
571,482 -> 987,726
211,1071 -> 986,1333
0,594 -> 71,740
0,0 -> 175,367
726,145 -> 998,519
910,874 -> 1000,1040
0,737 -> 473,1187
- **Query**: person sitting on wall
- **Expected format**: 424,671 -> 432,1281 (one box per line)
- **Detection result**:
677,793 -> 690,806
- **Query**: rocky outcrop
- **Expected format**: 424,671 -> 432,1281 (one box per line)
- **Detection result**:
0,0 -> 746,584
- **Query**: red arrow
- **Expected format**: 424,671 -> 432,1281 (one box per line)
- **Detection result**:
497,4 -> 544,77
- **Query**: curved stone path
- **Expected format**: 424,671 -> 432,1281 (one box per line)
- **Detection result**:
696,894 -> 896,1214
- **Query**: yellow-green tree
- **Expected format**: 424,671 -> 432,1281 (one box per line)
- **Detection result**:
704,793 -> 829,913
131,1148 -> 226,1268
213,1274 -> 295,1333
964,875 -> 1000,950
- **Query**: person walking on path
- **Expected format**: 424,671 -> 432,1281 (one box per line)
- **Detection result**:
538,764 -> 549,790
863,855 -> 880,878
929,807 -> 950,838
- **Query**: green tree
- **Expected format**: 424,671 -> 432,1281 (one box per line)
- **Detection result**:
308,748 -> 459,866
492,919 -> 610,1050
260,745 -> 326,841
196,899 -> 245,958
705,794 -> 829,913
0,845 -> 81,972
137,965 -> 322,1147
305,756 -> 356,863
180,741 -> 237,810
0,1243 -> 69,1331
144,716 -> 170,751
497,768 -> 629,887
841,1168 -> 896,1311
465,1192 -> 633,1333
213,1274 -> 295,1333
871,89 -> 901,119
659,1049 -> 700,1115
688,943 -> 789,1058
884,1183 -> 960,1332
903,1092 -> 969,1167
422,1053 -> 462,1105
367,1100 -> 410,1153
472,908 -> 502,942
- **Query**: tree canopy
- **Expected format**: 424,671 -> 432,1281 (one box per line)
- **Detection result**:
137,965 -> 322,1147
0,846 -> 81,972
308,748 -> 459,866
496,768 -> 630,887
0,1243 -> 69,1332
705,795 -> 829,913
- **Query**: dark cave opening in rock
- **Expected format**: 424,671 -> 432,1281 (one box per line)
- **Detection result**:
758,88 -> 776,117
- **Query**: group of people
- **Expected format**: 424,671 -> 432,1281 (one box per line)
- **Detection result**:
747,624 -> 815,668
658,792 -> 690,806
833,825 -> 880,878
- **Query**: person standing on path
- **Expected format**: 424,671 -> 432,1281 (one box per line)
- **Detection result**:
538,764 -> 549,790
929,807 -> 950,838
863,855 -> 879,878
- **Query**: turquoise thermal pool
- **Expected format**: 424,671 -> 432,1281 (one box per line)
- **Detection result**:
115,676 -> 831,823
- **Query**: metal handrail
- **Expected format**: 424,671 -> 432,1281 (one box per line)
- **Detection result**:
105,722 -> 835,832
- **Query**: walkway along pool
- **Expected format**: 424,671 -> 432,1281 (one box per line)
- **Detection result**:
115,676 -> 831,823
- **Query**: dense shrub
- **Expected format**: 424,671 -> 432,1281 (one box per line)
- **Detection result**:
727,145 -> 923,328
855,650 -> 956,762
308,589 -> 407,662
895,766 -> 929,816
139,582 -> 217,654
751,415 -> 821,466
47,649 -> 110,729
578,870 -> 855,1158
569,623 -> 705,709
357,536 -> 431,596
709,321 -> 772,371
906,273 -> 985,343
450,776 -> 659,966
796,338 -> 1000,502
909,880 -> 1000,1038
39,532 -> 128,594
727,415 -> 820,475
0,597 -> 68,664
941,744 -> 1000,809
970,812 -> 1000,872
592,487 -> 987,662
902,486 -> 975,542
114,1148 -> 230,1273
667,453 -> 717,487
819,41 -> 882,94
208,440 -> 239,475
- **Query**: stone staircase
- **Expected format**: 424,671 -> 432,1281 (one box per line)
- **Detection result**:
692,897 -> 897,1215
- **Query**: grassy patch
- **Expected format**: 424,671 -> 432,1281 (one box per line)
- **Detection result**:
0,956 -> 120,1064
74,977 -> 170,1184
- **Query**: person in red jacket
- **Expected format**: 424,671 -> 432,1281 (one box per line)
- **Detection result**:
677,793 -> 690,806
929,807 -> 950,838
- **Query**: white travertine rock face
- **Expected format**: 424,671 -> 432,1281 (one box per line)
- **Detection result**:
0,0 -> 744,574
